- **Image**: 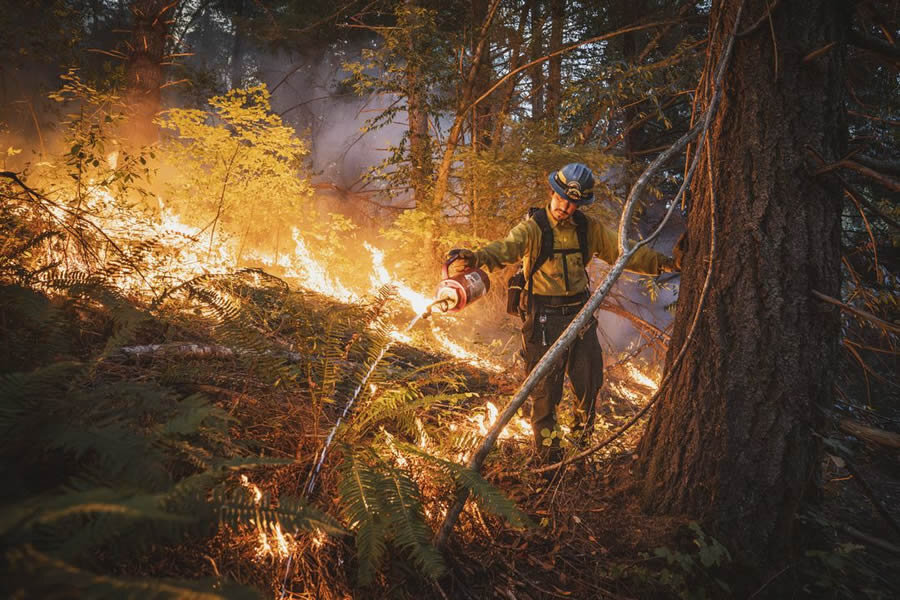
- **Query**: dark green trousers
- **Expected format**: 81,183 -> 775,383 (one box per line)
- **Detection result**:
522,304 -> 604,458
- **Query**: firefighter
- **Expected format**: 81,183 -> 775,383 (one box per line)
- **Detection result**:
448,163 -> 679,463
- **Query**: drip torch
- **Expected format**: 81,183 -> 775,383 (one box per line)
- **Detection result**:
423,249 -> 491,318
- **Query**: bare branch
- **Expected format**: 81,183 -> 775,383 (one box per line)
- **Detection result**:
470,19 -> 686,113
854,154 -> 900,177
849,28 -> 900,63
807,148 -> 900,231
815,159 -> 900,192
839,418 -> 900,450
812,289 -> 900,335
737,0 -> 781,37
843,458 -> 900,538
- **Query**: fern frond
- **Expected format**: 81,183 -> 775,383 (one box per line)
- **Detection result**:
0,229 -> 62,270
158,394 -> 229,437
0,487 -> 186,542
4,546 -> 261,600
338,449 -> 387,584
0,363 -> 84,434
353,390 -> 474,439
379,466 -> 445,579
398,443 -> 532,529
213,485 -> 344,538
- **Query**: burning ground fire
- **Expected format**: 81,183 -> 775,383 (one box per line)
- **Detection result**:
37,176 -> 659,565
54,178 -> 505,371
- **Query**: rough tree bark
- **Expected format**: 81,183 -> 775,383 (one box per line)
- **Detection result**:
545,0 -> 564,129
528,0 -> 544,121
125,0 -> 176,146
471,0 -> 494,149
230,0 -> 245,90
636,0 -> 847,563
405,0 -> 433,209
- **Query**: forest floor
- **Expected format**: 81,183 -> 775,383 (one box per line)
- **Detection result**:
112,309 -> 900,600
3,217 -> 897,600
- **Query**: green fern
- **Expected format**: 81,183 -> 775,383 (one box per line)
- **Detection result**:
338,449 -> 388,584
399,442 -> 532,529
336,446 -> 446,583
379,464 -> 446,579
5,546 -> 261,600
214,485 -> 345,538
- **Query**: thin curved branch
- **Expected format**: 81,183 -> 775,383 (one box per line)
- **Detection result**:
434,1 -> 746,548
469,20 -> 686,112
0,171 -> 157,298
813,290 -> 900,335
533,129 -> 722,475
815,159 -> 900,192
848,28 -> 900,63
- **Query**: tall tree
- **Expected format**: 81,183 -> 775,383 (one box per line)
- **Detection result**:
636,0 -> 848,564
229,0 -> 246,89
404,0 -> 435,209
125,0 -> 178,145
544,0 -> 564,129
527,0 -> 544,121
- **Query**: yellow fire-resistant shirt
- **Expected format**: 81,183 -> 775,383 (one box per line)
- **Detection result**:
473,206 -> 670,297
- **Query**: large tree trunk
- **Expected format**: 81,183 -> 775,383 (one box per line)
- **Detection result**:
405,0 -> 433,209
636,0 -> 847,564
545,0 -> 564,130
620,0 -> 643,158
125,0 -> 176,146
528,0 -> 544,121
230,0 -> 245,90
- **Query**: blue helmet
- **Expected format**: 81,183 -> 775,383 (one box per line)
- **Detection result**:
548,162 -> 595,206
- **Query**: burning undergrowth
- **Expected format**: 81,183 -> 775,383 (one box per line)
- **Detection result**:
0,158 -> 672,598
0,76 -> 675,598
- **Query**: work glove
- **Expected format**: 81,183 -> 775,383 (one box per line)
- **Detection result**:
660,255 -> 679,273
446,248 -> 477,277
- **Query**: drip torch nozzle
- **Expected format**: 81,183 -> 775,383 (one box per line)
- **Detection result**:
422,290 -> 458,319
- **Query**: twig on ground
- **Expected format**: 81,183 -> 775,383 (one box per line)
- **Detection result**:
840,524 -> 900,554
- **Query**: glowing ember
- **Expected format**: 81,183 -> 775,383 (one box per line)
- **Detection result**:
311,528 -> 327,549
240,474 -> 264,503
466,401 -> 532,442
240,475 -> 294,560
415,417 -> 429,449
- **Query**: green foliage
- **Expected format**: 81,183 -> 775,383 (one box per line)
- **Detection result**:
399,442 -> 531,530
2,136 -> 531,595
609,522 -> 732,600
0,209 -> 341,597
215,486 -> 345,539
157,85 -> 316,253
47,69 -> 156,200
7,546 -> 260,600
797,510 -> 894,599
337,445 -> 445,585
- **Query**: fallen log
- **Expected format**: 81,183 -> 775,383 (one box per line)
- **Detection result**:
841,524 -> 900,555
840,417 -> 900,450
116,342 -> 285,361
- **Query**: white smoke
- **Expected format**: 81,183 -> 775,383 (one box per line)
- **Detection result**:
259,41 -> 408,194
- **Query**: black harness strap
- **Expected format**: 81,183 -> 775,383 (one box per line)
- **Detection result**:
526,208 -> 590,297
